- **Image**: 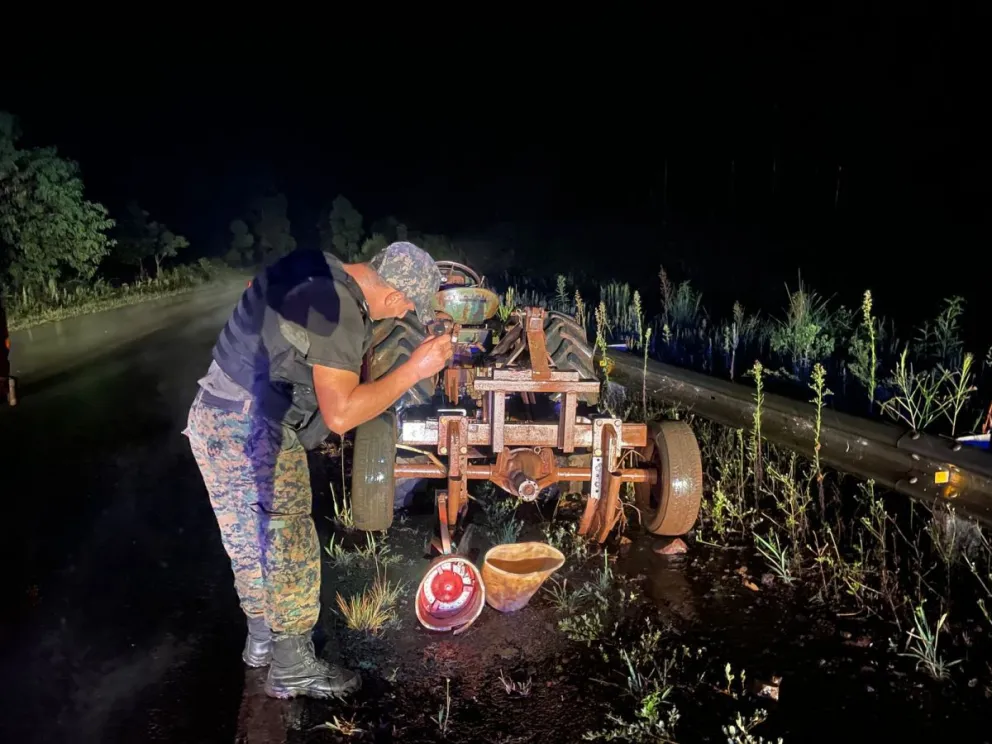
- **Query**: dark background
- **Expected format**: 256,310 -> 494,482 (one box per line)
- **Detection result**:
2,9 -> 988,341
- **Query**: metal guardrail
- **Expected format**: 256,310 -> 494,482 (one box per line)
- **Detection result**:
612,353 -> 992,526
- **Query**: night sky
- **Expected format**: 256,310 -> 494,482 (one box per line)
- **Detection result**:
2,11 -> 988,337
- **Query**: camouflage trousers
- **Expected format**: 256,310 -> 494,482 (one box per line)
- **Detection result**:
184,391 -> 319,635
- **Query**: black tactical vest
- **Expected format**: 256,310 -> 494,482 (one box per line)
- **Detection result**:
212,250 -> 370,449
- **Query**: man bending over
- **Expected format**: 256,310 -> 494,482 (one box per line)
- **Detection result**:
185,242 -> 449,699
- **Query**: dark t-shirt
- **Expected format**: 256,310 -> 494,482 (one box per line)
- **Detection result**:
276,273 -> 370,375
206,250 -> 371,447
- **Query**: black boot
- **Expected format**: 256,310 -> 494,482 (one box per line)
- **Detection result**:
242,615 -> 272,667
264,633 -> 361,700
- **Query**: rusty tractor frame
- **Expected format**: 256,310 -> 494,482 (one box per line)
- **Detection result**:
365,261 -> 703,557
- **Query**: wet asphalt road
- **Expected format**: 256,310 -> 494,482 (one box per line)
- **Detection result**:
0,283 -> 271,743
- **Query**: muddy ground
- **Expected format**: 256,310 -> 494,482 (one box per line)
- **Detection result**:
285,484 -> 989,744
1,291 -> 989,743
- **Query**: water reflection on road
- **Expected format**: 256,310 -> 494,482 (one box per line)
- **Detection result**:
0,284 -> 251,743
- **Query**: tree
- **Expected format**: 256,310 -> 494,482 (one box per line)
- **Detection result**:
114,202 -> 157,276
322,195 -> 364,261
0,111 -> 114,291
114,201 -> 189,276
227,219 -> 255,266
246,193 -> 295,262
419,233 -> 464,263
370,215 -> 408,244
357,232 -> 388,260
154,229 -> 189,275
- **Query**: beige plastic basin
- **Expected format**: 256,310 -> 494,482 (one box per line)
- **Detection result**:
481,542 -> 565,612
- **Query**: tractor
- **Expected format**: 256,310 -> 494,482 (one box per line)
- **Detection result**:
350,261 -> 703,631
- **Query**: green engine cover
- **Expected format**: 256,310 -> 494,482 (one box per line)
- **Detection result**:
432,287 -> 500,325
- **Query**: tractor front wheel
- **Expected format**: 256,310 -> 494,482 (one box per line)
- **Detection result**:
351,411 -> 397,531
634,420 -> 703,536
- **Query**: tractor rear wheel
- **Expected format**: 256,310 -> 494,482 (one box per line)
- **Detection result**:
368,316 -> 437,406
542,312 -> 598,403
351,411 -> 398,531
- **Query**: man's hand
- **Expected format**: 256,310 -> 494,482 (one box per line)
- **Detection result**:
409,333 -> 454,379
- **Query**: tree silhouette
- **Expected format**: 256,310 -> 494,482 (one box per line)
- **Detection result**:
246,193 -> 296,262
153,229 -> 189,275
115,201 -> 189,276
320,195 -> 364,261
227,219 -> 255,266
357,233 -> 388,260
370,215 -> 408,244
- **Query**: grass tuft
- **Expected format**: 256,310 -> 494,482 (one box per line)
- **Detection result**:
335,569 -> 404,634
900,603 -> 961,681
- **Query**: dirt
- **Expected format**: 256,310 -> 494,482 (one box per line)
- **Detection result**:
281,504 -> 595,744
280,490 -> 992,744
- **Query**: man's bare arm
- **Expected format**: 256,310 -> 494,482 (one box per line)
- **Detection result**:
313,334 -> 452,435
312,364 -> 419,435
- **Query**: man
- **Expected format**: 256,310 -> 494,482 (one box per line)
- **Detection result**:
184,242 -> 450,700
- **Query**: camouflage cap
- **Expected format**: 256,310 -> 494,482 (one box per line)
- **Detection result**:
369,241 -> 443,324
